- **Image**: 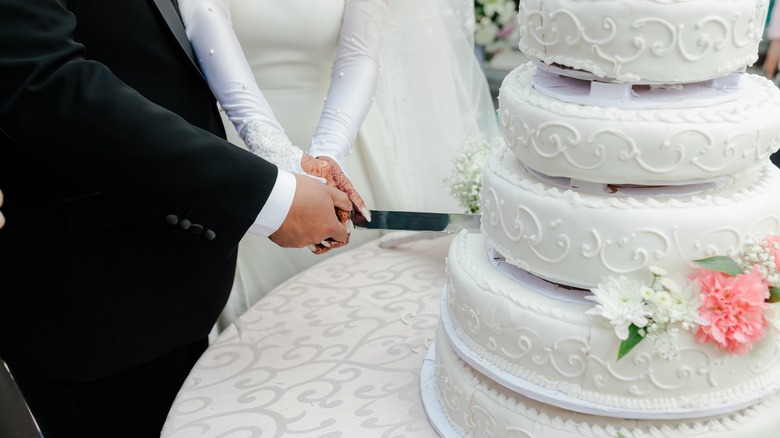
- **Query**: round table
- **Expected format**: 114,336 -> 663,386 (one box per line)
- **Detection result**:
161,234 -> 452,438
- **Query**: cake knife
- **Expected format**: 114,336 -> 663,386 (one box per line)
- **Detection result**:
351,209 -> 481,233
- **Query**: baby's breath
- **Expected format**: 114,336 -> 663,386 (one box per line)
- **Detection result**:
737,238 -> 780,286
445,138 -> 501,213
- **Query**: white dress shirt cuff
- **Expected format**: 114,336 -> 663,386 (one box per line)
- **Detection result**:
248,170 -> 296,237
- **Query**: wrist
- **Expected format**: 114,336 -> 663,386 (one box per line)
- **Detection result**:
308,142 -> 346,169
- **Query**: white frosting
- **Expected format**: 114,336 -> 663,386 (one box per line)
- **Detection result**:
426,2 -> 780,434
517,0 -> 769,83
480,145 -> 780,289
442,231 -> 780,418
498,63 -> 780,185
432,326 -> 780,437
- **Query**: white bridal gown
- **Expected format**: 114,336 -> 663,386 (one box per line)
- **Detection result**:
201,0 -> 499,327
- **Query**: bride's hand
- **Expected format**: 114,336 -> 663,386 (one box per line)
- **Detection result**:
301,154 -> 370,220
300,154 -> 368,254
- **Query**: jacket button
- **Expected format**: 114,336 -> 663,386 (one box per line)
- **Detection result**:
165,215 -> 178,225
178,219 -> 191,230
190,224 -> 204,235
204,229 -> 216,241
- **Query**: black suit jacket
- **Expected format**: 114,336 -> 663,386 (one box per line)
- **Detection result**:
0,0 -> 278,382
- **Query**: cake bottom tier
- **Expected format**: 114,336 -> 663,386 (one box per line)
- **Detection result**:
423,326 -> 780,438
444,232 -> 780,416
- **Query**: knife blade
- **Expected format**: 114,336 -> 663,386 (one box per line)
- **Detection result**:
351,209 -> 481,233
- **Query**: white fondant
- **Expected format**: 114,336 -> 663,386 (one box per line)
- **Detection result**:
498,63 -> 780,185
429,331 -> 780,437
425,2 -> 780,435
442,232 -> 780,418
481,146 -> 780,289
517,0 -> 769,83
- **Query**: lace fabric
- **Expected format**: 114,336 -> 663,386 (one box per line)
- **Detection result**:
243,121 -> 303,174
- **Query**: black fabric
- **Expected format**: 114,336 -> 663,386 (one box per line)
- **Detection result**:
0,0 -> 276,383
7,337 -> 208,438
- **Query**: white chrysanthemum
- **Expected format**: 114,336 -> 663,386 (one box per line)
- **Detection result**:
652,291 -> 672,307
649,266 -> 667,277
659,277 -> 681,295
586,276 -> 650,340
666,274 -> 708,329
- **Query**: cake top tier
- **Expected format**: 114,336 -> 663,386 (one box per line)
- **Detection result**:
517,0 -> 769,84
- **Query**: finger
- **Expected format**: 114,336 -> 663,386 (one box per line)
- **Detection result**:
328,213 -> 350,243
329,186 -> 352,213
310,235 -> 349,255
310,244 -> 329,255
332,168 -> 366,214
324,162 -> 370,221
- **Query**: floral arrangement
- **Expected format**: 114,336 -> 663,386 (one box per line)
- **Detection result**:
586,267 -> 706,360
474,0 -> 519,63
445,138 -> 501,214
587,235 -> 780,360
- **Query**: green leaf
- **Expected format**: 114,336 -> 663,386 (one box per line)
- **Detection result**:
769,286 -> 780,303
617,324 -> 645,360
693,256 -> 744,276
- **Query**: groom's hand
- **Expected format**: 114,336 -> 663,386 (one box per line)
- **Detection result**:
269,174 -> 352,250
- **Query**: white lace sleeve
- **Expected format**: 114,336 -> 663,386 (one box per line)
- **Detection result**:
177,0 -> 303,174
306,0 -> 389,169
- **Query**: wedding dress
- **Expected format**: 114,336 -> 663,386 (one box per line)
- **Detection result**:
179,0 -> 499,327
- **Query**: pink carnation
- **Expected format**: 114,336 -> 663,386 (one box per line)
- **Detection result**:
692,266 -> 769,355
765,235 -> 780,270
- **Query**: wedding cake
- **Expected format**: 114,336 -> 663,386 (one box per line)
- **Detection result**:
421,0 -> 780,436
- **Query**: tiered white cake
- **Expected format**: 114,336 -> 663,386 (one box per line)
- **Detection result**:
422,0 -> 780,436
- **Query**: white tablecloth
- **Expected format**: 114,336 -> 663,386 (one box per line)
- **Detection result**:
162,234 -> 452,438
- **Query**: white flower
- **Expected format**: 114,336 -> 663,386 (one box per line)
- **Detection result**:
664,274 -> 708,329
649,266 -> 667,277
475,17 -> 499,46
586,276 -> 651,340
659,277 -> 681,295
474,0 -> 518,61
588,270 -> 707,360
494,2 -> 518,25
445,138 -> 500,213
652,291 -> 672,307
738,237 -> 780,287
483,3 -> 505,18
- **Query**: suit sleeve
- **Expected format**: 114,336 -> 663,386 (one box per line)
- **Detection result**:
0,0 -> 278,254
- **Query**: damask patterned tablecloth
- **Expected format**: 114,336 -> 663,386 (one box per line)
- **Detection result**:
162,234 -> 452,438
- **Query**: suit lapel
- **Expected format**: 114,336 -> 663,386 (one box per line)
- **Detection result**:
152,0 -> 204,78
